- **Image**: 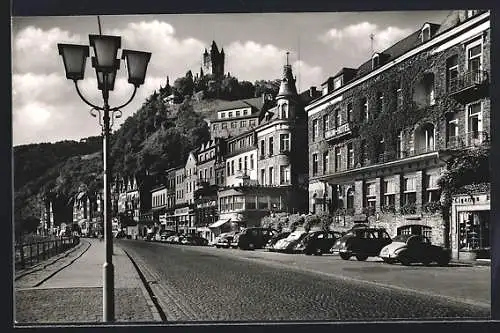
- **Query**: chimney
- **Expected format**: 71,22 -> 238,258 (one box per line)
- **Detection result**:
309,86 -> 317,98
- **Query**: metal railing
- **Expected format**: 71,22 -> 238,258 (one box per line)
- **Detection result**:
448,70 -> 488,95
445,131 -> 489,149
14,235 -> 80,270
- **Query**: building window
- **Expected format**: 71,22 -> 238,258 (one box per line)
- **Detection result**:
396,131 -> 403,158
446,55 -> 459,92
236,110 -> 241,117
204,168 -> 208,180
347,143 -> 354,169
347,103 -> 353,123
231,160 -> 235,175
421,26 -> 430,42
467,102 -> 482,142
365,182 -> 376,209
269,137 -> 274,156
243,109 -> 248,116
240,120 -> 246,127
334,108 -> 341,127
467,40 -> 482,73
323,114 -> 330,135
280,134 -> 290,152
377,92 -> 383,115
361,97 -> 368,121
269,167 -> 274,185
424,173 -> 440,203
335,147 -> 342,172
260,140 -> 265,157
458,211 -> 489,250
210,167 -> 213,178
228,112 -> 233,118
312,119 -> 319,142
220,112 -> 226,119
446,114 -> 459,146
238,158 -> 242,171
312,153 -> 318,176
281,102 -> 289,118
346,188 -> 354,210
396,81 -> 403,108
383,178 -> 396,208
199,170 -> 203,179
334,77 -> 342,90
261,168 -> 266,185
240,140 -> 244,149
280,165 -> 290,184
244,156 -> 248,171
323,151 -> 329,174
250,154 -> 254,169
231,122 -> 237,128
222,123 -> 227,129
249,119 -> 256,127
403,176 -> 417,212
213,124 -> 218,131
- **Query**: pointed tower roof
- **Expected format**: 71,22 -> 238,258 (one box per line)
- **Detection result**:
211,40 -> 219,53
204,48 -> 209,55
276,52 -> 298,99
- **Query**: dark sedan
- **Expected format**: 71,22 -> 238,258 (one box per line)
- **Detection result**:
330,227 -> 392,261
379,234 -> 451,266
294,230 -> 344,255
232,227 -> 278,250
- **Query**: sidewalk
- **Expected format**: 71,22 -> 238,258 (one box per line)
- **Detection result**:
14,238 -> 161,324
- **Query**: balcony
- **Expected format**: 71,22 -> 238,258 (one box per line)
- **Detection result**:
196,179 -> 210,187
445,131 -> 489,150
235,170 -> 250,179
325,122 -> 352,142
448,70 -> 489,102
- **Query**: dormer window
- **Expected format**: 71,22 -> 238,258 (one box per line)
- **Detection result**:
333,77 -> 342,90
372,53 -> 380,70
280,102 -> 289,119
421,24 -> 431,43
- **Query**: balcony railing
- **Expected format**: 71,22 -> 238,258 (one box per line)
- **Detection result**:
325,122 -> 352,141
448,70 -> 488,96
445,131 -> 489,149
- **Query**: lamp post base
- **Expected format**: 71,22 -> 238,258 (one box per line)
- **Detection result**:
103,261 -> 115,322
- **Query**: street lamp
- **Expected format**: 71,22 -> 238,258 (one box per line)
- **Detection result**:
57,34 -> 151,322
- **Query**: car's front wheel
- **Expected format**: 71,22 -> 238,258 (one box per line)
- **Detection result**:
339,252 -> 351,260
355,254 -> 368,261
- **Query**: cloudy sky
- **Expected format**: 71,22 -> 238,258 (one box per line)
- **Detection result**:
12,11 -> 451,146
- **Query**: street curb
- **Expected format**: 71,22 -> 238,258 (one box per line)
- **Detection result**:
15,240 -> 86,281
120,246 -> 164,322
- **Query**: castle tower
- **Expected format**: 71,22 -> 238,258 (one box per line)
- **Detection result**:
201,41 -> 225,80
276,52 -> 300,119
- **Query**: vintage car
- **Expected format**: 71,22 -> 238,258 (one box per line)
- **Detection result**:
270,230 -> 308,253
294,230 -> 344,255
231,227 -> 278,250
265,231 -> 291,250
215,231 -> 238,248
379,234 -> 451,266
330,227 -> 392,261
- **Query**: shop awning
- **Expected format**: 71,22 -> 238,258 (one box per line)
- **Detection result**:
209,219 -> 231,229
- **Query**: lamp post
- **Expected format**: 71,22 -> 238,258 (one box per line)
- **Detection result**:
57,35 -> 151,322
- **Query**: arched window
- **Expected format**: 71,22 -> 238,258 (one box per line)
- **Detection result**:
281,102 -> 288,118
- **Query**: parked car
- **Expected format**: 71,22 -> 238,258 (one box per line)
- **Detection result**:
166,234 -> 181,244
379,234 -> 451,266
160,230 -> 176,242
179,235 -> 209,246
231,227 -> 278,250
270,230 -> 308,253
294,230 -> 344,255
215,231 -> 237,248
330,227 -> 392,261
265,231 -> 291,250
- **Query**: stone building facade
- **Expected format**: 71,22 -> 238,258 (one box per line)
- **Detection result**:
306,10 -> 490,247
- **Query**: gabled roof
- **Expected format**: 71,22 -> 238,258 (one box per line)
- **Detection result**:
216,97 -> 265,112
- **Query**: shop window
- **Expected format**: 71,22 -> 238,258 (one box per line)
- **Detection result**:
459,211 -> 490,250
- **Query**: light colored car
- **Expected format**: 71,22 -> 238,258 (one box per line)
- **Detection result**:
271,230 -> 307,253
379,234 -> 451,266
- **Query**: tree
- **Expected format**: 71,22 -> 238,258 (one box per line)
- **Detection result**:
254,79 -> 281,98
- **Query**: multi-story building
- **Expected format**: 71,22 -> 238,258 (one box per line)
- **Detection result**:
173,166 -> 188,234
184,151 -> 199,234
306,10 -> 490,252
194,139 -> 224,241
165,168 -> 177,231
212,61 -> 311,232
207,96 -> 270,139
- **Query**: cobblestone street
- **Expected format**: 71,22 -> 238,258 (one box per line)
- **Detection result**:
119,240 -> 490,321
